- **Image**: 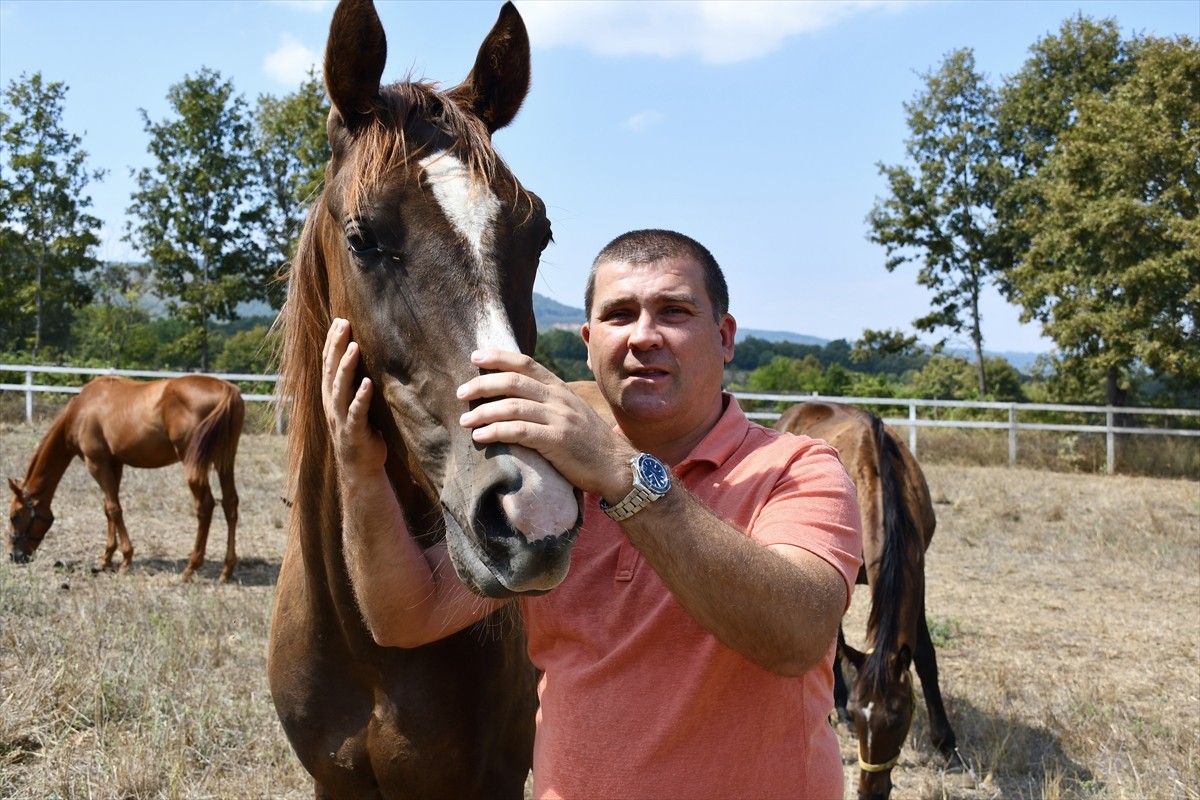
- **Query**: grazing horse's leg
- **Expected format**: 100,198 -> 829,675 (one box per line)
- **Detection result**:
182,464 -> 216,581
833,626 -> 851,726
914,601 -> 959,763
87,459 -> 131,571
215,464 -> 239,582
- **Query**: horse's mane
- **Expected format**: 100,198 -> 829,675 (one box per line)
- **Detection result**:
861,413 -> 922,692
22,396 -> 77,482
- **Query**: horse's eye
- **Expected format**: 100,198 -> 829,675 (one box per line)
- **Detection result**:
539,228 -> 554,255
346,224 -> 379,255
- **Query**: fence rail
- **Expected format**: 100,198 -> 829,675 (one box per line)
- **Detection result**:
3,366 -> 1198,473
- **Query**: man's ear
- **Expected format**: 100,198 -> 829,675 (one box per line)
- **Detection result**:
720,314 -> 737,363
581,322 -> 593,372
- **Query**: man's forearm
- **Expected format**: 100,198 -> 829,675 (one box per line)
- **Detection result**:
339,467 -> 503,648
618,486 -> 845,676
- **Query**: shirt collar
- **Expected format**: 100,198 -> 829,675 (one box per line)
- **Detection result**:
676,392 -> 750,471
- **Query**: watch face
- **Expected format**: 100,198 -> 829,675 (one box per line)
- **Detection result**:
637,454 -> 672,495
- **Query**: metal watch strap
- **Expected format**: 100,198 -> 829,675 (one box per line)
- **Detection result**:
599,484 -> 658,521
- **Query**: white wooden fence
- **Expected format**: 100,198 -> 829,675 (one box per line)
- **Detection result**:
3,365 -> 1198,474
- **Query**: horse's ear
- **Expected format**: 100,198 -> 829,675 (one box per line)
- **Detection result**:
842,640 -> 866,670
324,0 -> 387,133
8,477 -> 22,496
448,1 -> 531,134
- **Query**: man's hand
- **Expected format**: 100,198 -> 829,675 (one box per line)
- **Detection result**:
322,318 -> 386,476
456,349 -> 636,500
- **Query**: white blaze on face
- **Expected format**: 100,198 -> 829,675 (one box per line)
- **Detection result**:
419,150 -> 499,265
422,151 -> 578,542
864,701 -> 875,751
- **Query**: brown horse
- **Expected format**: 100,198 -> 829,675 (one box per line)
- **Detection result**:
8,374 -> 243,581
267,1 -> 581,797
775,401 -> 960,800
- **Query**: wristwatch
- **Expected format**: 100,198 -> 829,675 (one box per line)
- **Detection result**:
599,453 -> 673,521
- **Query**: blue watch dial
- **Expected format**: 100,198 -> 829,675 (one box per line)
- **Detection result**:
637,454 -> 671,494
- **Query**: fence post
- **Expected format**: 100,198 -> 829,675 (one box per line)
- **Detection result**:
1008,404 -> 1017,467
908,403 -> 917,458
1106,408 -> 1115,474
24,368 -> 33,423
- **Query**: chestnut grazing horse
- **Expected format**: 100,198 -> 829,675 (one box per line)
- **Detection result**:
775,402 -> 961,800
267,1 -> 582,797
8,374 -> 243,581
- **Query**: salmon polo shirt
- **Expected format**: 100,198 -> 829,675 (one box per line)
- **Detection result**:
521,395 -> 863,800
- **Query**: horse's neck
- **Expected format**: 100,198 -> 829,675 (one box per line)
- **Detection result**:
24,412 -> 78,503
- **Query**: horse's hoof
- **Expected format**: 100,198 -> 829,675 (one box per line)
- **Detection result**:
942,749 -> 974,779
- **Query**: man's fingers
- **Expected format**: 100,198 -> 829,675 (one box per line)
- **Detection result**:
346,376 -> 374,431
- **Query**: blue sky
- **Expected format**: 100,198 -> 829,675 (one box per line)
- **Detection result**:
1,0 -> 1196,355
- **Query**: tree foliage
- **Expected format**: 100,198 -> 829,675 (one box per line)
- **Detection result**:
253,70 -> 330,296
0,72 -> 105,355
867,48 -> 1004,397
125,68 -> 268,371
1000,31 -> 1200,404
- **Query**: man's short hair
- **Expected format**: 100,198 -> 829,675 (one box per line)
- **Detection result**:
584,229 -> 730,322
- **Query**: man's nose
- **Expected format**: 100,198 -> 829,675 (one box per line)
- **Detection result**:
628,312 -> 663,349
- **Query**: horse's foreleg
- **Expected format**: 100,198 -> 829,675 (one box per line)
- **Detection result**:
88,460 -> 130,571
183,469 -> 215,581
914,603 -> 959,761
216,466 -> 239,582
832,626 -> 851,726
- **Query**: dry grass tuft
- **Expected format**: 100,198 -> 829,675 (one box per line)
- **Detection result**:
2,426 -> 1198,799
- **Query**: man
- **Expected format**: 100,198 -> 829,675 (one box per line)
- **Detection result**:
324,229 -> 862,799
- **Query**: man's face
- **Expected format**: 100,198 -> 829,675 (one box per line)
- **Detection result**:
582,256 -> 735,431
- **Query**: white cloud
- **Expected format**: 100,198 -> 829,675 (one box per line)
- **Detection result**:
264,34 -> 319,86
518,0 -> 914,64
625,109 -> 665,131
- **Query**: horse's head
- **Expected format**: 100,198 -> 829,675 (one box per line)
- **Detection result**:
8,478 -> 54,563
842,642 -> 917,800
289,0 -> 580,597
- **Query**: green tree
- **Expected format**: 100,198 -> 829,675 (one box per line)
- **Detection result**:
867,49 -> 1004,398
253,70 -> 330,298
0,72 -> 105,355
126,68 -> 268,371
911,354 -> 1025,401
68,262 -> 157,368
214,324 -> 278,374
1003,35 -> 1200,405
535,328 -> 592,381
994,15 -> 1133,268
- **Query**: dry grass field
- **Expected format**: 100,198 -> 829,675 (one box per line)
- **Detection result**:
1,424 -> 1197,799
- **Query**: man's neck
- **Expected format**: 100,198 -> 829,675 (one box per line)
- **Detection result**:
618,393 -> 728,466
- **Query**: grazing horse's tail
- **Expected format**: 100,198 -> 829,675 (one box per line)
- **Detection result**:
185,384 -> 246,475
862,412 -> 921,691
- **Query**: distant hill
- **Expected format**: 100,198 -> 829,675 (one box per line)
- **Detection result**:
736,329 -> 828,347
533,293 -> 586,329
534,293 -> 1044,372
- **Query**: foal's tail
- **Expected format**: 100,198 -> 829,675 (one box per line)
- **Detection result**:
185,384 -> 246,474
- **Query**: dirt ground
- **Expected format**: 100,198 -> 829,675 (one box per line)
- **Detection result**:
2,425 -> 1197,799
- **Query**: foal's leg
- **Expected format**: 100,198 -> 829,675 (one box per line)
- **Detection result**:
182,464 -> 216,581
215,465 -> 239,582
914,601 -> 959,762
87,460 -> 131,571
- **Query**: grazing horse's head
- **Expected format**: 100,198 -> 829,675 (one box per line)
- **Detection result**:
842,642 -> 917,800
287,0 -> 580,597
7,478 -> 54,563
